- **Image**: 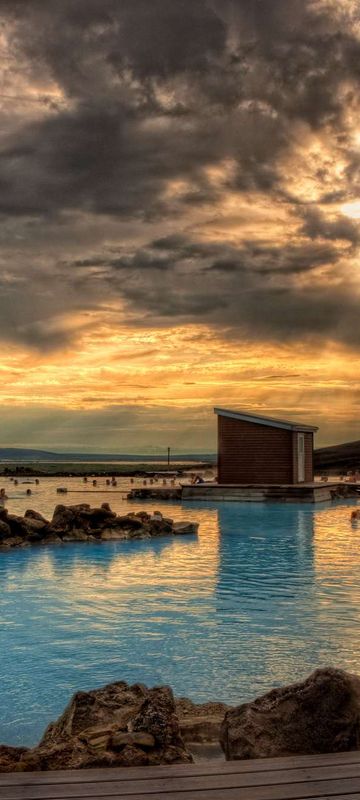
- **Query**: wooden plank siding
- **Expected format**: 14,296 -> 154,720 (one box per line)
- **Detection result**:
218,416 -> 314,485
2,750 -> 360,799
218,415 -> 294,484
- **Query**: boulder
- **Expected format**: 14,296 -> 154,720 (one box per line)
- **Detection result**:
0,510 -> 50,543
148,519 -> 173,536
14,741 -> 89,772
114,515 -> 145,531
176,698 -> 232,743
132,687 -> 185,751
0,745 -> 28,773
6,515 -> 33,539
100,528 -> 130,540
24,510 -> 48,524
220,668 -> 360,760
41,534 -> 62,545
173,522 -> 199,535
85,507 -> 118,527
111,732 -> 155,750
21,514 -> 49,539
0,519 -> 11,541
49,505 -> 101,538
101,503 -> 116,515
39,682 -> 146,743
132,511 -> 151,522
2,536 -> 29,548
20,681 -> 192,771
50,504 -> 91,534
62,531 -> 89,542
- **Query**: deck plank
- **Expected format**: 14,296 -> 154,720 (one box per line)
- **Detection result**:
4,785 -> 360,800
2,752 -> 360,800
3,761 -> 360,798
2,751 -> 360,786
3,777 -> 360,799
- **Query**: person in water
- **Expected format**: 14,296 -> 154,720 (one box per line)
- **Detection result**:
0,488 -> 8,503
191,474 -> 204,485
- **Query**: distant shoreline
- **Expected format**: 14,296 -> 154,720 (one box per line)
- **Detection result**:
0,461 -> 215,478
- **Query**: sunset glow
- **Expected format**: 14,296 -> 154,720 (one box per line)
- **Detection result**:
341,201 -> 360,219
0,1 -> 360,451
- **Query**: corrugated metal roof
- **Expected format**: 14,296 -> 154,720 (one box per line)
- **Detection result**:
214,407 -> 318,433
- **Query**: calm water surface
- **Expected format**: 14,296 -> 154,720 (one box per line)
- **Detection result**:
0,476 -> 360,745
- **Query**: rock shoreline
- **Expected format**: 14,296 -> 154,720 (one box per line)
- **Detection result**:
1,668 -> 360,772
0,681 -> 230,772
1,463 -> 212,478
0,503 -> 199,549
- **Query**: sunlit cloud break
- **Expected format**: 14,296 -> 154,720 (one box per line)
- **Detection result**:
0,0 -> 360,450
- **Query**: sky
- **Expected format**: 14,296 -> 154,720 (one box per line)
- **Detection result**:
0,0 -> 360,452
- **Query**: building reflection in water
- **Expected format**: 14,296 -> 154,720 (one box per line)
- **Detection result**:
1,499 -> 360,747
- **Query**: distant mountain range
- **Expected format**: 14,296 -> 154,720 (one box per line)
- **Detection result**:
314,440 -> 360,473
1,442 -> 359,472
0,448 -> 215,463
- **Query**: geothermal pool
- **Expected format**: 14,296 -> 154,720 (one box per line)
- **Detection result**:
1,478 -> 360,745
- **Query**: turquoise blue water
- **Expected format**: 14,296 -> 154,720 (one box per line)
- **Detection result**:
1,481 -> 360,746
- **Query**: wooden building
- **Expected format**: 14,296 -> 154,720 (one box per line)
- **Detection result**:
215,407 -> 318,485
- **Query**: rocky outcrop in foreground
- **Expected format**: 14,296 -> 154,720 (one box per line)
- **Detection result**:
0,504 -> 198,549
0,683 -> 193,771
2,669 -> 360,772
220,667 -> 360,760
0,682 -> 230,772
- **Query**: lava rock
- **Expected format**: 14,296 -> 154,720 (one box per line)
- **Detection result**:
14,680 -> 193,771
0,519 -> 11,541
173,522 -> 199,535
111,732 -> 155,751
0,745 -> 29,772
24,510 -> 48,524
220,667 -> 360,760
176,698 -> 232,743
0,504 -> 199,548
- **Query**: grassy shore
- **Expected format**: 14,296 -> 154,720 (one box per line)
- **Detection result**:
0,460 -> 214,477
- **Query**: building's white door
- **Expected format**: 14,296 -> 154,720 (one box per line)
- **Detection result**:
298,433 -> 305,483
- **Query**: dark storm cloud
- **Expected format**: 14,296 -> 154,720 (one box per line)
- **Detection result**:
0,275 -> 73,349
300,207 -> 360,246
107,1 -> 226,79
0,1 -> 228,218
223,0 -> 360,128
209,243 -> 339,275
1,0 -> 359,219
118,270 -> 360,348
71,234 -> 340,275
6,0 -> 226,92
0,0 -> 359,349
0,105 -> 221,218
62,231 -> 360,346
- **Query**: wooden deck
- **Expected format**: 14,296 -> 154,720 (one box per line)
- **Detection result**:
181,482 -> 353,503
2,750 -> 360,799
126,481 -> 360,504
